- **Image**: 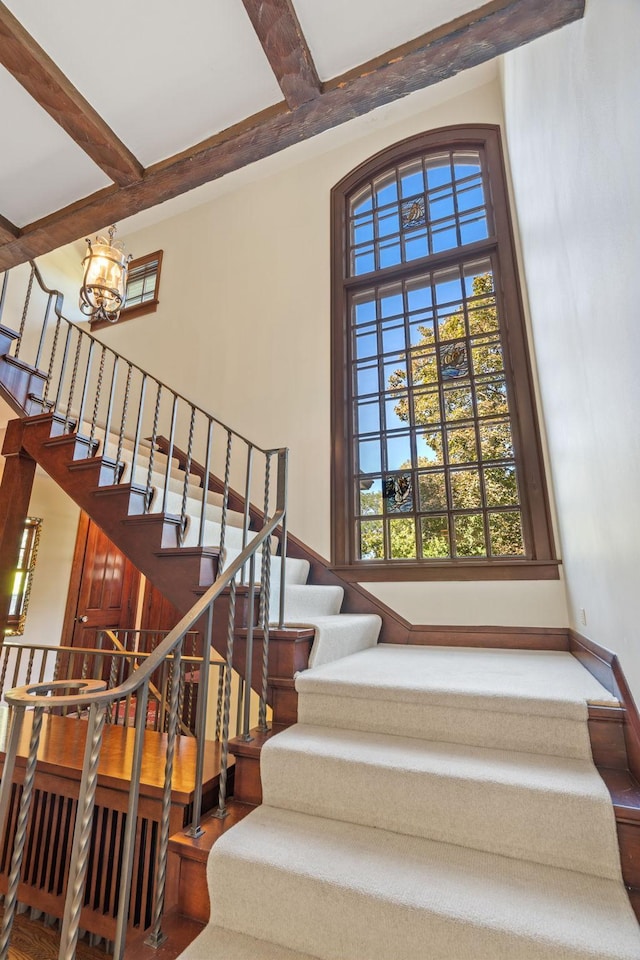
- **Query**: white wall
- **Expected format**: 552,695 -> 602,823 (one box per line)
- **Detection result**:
51,65 -> 566,629
0,400 -> 80,685
501,0 -> 640,689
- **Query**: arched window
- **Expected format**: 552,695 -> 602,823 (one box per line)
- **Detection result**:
330,125 -> 557,580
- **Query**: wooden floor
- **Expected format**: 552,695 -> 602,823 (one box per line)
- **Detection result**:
0,907 -> 108,959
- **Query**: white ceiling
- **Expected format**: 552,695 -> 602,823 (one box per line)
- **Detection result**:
0,64 -> 110,225
293,0 -> 483,80
3,0 -> 284,167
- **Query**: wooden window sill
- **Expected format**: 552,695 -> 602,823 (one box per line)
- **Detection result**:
90,299 -> 159,331
329,559 -> 561,582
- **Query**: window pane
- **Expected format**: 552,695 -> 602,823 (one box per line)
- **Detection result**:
386,434 -> 412,471
384,474 -> 413,513
359,439 -> 382,474
359,478 -> 382,515
479,421 -> 514,461
389,518 -> 416,558
419,472 -> 447,511
421,515 -> 449,557
355,363 -> 378,396
454,513 -> 486,557
484,466 -> 519,506
416,430 -> 443,466
360,520 -> 384,559
357,401 -> 380,434
450,469 -> 482,509
489,511 -> 525,556
447,427 -> 477,464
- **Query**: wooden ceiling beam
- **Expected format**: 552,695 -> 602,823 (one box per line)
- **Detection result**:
241,0 -> 322,109
0,0 -> 585,271
0,2 -> 143,187
0,214 -> 19,244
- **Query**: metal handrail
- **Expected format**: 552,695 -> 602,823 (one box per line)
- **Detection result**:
24,261 -> 268,454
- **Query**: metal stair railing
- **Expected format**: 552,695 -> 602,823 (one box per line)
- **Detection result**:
0,260 -> 288,625
0,261 -> 289,959
0,492 -> 286,960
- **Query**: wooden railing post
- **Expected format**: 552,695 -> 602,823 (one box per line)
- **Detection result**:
0,419 -> 36,639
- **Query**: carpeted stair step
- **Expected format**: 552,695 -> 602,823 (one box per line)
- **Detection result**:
261,723 -> 621,879
188,804 -> 640,960
297,645 -> 618,759
277,584 -> 344,619
224,548 -> 309,586
298,613 -> 381,668
180,924 -> 318,959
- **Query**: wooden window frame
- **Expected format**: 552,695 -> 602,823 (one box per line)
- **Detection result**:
90,249 -> 163,331
330,125 -> 558,582
5,516 -> 42,635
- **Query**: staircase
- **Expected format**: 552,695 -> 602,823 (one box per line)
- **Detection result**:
181,646 -> 640,960
0,261 -> 639,959
0,260 -> 382,957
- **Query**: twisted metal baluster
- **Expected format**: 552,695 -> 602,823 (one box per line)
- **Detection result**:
145,643 -> 182,947
242,553 -> 256,741
160,394 -> 178,515
13,265 -> 34,359
0,705 -> 43,960
102,356 -> 120,459
64,329 -> 83,430
241,445 -> 254,582
112,682 -> 149,960
177,659 -> 186,735
218,431 -> 233,574
0,648 -> 9,698
178,406 -> 196,546
186,633 -> 196,732
53,326 -> 73,417
198,418 -> 213,547
59,703 -> 107,960
259,454 -> 272,732
146,382 -> 163,500
115,362 -> 133,471
42,316 -> 61,404
130,373 -> 147,480
34,292 -> 54,371
277,449 -> 289,629
215,579 -> 237,819
215,665 -> 224,742
0,271 -> 8,327
187,605 -> 213,838
25,647 -> 35,686
88,345 -> 107,450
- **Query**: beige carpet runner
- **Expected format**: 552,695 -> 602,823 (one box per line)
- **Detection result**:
179,645 -> 640,960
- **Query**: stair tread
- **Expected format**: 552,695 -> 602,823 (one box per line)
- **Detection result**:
297,644 -> 618,718
207,804 -> 640,960
261,723 -> 621,879
179,925 -> 317,960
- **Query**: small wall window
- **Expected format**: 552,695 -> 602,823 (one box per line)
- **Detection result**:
5,517 -> 42,636
90,250 -> 163,330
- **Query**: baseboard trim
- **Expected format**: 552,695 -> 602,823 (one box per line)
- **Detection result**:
407,624 -> 570,650
570,629 -> 640,782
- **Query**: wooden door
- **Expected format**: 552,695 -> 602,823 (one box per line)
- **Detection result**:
62,513 -> 140,650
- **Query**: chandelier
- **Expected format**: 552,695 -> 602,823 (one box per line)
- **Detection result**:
79,225 -> 132,323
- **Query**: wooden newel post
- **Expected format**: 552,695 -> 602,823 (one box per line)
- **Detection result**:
0,419 -> 36,640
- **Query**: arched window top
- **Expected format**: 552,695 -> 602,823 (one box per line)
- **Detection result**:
347,148 -> 490,277
331,125 -> 558,581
